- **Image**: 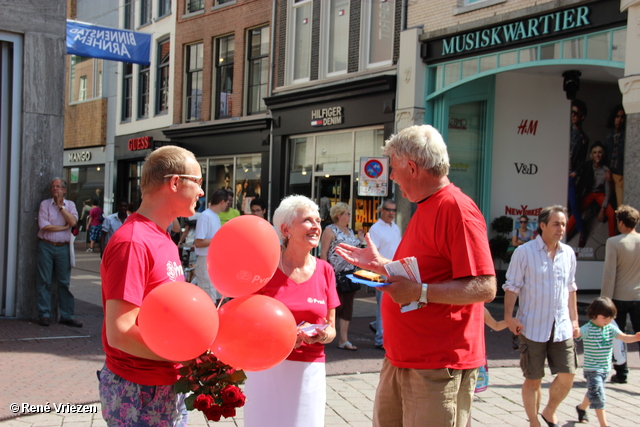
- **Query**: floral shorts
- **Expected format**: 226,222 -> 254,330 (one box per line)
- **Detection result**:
98,364 -> 188,426
90,225 -> 102,242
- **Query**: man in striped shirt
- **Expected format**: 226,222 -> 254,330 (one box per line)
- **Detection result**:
504,205 -> 580,427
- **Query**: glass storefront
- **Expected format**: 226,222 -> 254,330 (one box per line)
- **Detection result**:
63,165 -> 105,229
198,154 -> 262,214
288,127 -> 386,232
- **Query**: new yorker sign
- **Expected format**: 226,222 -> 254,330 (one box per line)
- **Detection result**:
422,0 -> 626,62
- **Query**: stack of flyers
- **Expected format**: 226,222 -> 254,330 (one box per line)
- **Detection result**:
384,257 -> 423,313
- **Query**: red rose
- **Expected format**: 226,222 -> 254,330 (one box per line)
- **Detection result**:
221,404 -> 236,418
194,394 -> 214,412
221,385 -> 243,404
234,394 -> 246,408
205,404 -> 223,422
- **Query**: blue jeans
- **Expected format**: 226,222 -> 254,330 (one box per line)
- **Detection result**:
584,370 -> 607,409
374,291 -> 384,346
98,364 -> 188,427
36,240 -> 75,320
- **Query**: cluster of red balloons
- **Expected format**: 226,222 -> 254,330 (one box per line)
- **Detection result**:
139,215 -> 297,371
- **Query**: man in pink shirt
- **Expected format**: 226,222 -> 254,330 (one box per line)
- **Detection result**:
36,178 -> 80,327
99,146 -> 204,426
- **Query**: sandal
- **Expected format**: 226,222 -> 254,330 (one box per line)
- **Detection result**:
337,341 -> 358,351
576,405 -> 589,423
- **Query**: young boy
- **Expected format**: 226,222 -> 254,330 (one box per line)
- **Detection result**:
575,297 -> 640,426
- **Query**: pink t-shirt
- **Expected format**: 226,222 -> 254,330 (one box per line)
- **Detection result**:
100,213 -> 185,386
385,184 -> 495,370
257,259 -> 340,363
89,206 -> 103,227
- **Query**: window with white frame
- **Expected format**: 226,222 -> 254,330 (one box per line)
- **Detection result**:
156,38 -> 170,114
158,0 -> 171,17
247,26 -> 269,115
69,55 -> 102,103
122,62 -> 133,121
140,0 -> 152,26
361,0 -> 395,69
214,34 -> 234,119
323,0 -> 349,77
123,0 -> 134,29
288,0 -> 312,84
185,42 -> 203,122
138,64 -> 150,118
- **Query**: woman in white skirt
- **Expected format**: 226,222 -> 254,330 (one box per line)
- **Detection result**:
244,195 -> 339,427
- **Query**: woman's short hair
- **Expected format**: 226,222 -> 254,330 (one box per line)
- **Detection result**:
140,146 -> 196,195
383,125 -> 450,178
616,204 -> 640,229
330,202 -> 350,223
536,205 -> 567,235
586,296 -> 617,320
273,195 -> 319,243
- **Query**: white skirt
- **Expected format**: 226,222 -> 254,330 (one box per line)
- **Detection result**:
244,359 -> 326,427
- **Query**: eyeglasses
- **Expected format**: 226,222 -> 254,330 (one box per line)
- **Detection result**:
520,220 -> 528,223
570,110 -> 580,116
163,174 -> 203,186
383,208 -> 397,212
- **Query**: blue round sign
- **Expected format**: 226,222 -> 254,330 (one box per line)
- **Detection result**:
364,160 -> 383,179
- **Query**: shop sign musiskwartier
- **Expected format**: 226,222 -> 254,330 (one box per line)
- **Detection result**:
311,106 -> 344,127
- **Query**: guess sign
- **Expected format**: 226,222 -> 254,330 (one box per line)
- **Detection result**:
128,136 -> 152,151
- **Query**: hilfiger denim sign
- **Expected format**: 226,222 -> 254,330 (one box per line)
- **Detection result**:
311,106 -> 344,127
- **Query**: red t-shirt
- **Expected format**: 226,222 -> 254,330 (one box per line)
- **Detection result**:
257,259 -> 340,363
100,213 -> 185,385
89,206 -> 103,227
384,184 -> 495,370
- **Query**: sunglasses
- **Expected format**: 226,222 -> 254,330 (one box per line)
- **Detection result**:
383,208 -> 397,212
520,220 -> 528,223
163,174 -> 203,186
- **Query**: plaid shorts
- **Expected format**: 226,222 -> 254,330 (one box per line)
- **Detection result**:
97,364 -> 188,426
89,225 -> 102,242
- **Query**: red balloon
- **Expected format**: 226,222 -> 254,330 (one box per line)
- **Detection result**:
207,215 -> 280,298
138,282 -> 219,361
211,295 -> 297,372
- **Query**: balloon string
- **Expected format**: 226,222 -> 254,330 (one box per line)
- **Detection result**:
217,298 -> 224,310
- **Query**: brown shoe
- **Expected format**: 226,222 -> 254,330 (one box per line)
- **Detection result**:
38,317 -> 50,327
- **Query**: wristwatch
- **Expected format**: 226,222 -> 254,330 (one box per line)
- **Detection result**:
418,283 -> 428,308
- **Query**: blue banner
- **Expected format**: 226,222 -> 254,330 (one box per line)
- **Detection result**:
66,20 -> 151,65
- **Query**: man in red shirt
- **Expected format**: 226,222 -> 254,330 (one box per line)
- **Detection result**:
99,146 -> 204,426
337,125 -> 496,427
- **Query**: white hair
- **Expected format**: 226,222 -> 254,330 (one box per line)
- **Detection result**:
272,195 -> 320,242
383,125 -> 450,178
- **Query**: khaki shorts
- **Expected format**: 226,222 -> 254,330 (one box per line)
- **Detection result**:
373,358 -> 478,427
518,334 -> 577,380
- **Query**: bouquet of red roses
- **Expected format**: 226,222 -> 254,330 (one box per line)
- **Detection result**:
174,351 -> 247,422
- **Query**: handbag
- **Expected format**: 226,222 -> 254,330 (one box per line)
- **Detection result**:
336,271 -> 361,294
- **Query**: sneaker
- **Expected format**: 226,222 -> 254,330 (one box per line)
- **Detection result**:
576,405 -> 588,423
610,375 -> 627,384
86,248 -> 93,252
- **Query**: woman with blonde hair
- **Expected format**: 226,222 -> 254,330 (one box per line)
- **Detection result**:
321,202 -> 364,351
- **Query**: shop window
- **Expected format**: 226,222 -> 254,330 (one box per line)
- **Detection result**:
587,33 -> 609,61
121,62 -> 133,122
322,0 -> 349,77
185,0 -> 204,14
140,0 -> 152,26
156,38 -> 171,114
69,55 -> 102,103
316,132 -> 352,173
247,26 -> 269,115
215,34 -> 234,119
199,156 -> 262,215
124,0 -> 134,29
361,0 -> 394,70
138,64 -> 150,118
158,0 -> 172,18
287,0 -> 312,84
